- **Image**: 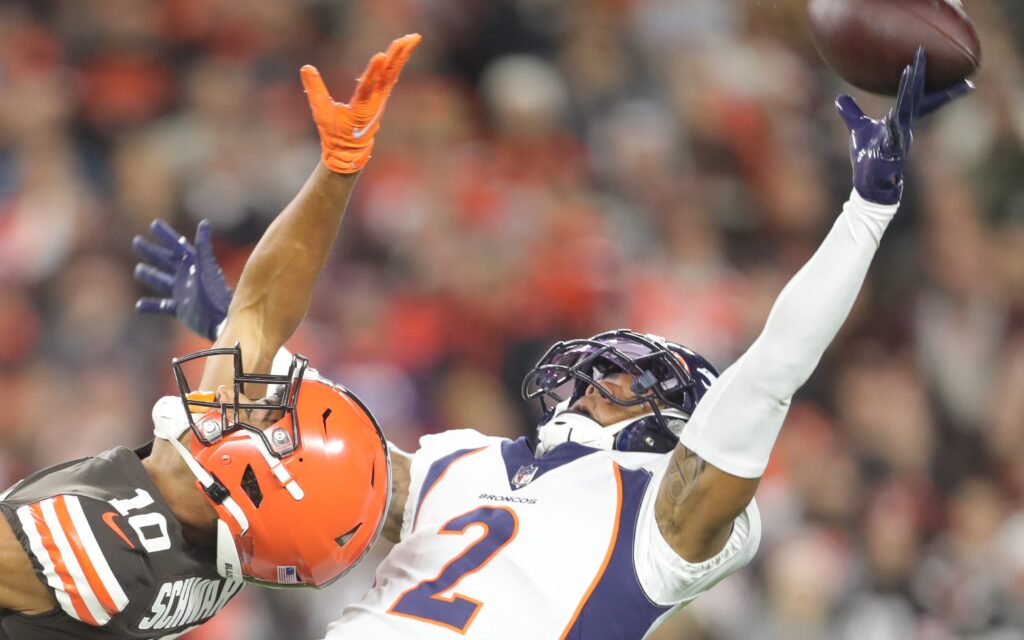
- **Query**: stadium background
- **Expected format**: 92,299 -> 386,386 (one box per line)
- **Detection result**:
1,0 -> 1022,638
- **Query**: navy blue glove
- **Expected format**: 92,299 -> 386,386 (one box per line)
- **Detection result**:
133,219 -> 233,341
836,48 -> 974,205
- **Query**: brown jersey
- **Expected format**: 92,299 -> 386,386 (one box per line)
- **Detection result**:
0,445 -> 243,639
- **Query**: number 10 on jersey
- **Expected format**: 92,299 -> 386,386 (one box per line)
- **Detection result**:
109,489 -> 171,553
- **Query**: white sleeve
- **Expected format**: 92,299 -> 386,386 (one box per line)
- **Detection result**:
399,429 -> 500,541
679,190 -> 899,478
634,457 -> 761,605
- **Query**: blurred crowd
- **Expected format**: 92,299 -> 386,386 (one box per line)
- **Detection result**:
1,0 -> 1022,638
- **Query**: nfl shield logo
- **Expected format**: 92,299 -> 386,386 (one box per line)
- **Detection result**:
512,464 -> 539,489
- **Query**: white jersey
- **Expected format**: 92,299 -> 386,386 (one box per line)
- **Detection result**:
324,430 -> 760,640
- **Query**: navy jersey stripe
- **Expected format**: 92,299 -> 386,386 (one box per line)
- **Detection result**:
562,465 -> 670,639
499,437 -> 599,490
412,447 -> 486,531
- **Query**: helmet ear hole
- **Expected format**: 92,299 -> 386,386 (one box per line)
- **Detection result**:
335,523 -> 362,548
241,464 -> 263,508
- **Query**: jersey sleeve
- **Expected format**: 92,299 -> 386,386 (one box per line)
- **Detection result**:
1,494 -> 132,627
633,456 -> 761,606
399,429 -> 501,541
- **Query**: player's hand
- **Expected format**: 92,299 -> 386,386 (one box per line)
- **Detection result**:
302,33 -> 421,174
133,219 -> 233,341
835,47 -> 973,205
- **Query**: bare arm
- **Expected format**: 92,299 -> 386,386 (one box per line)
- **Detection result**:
199,164 -> 357,389
654,447 -> 756,561
382,446 -> 411,543
198,34 -> 421,390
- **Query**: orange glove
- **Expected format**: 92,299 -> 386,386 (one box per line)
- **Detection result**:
301,33 -> 421,174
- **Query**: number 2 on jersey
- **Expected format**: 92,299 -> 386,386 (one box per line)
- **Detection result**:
388,506 -> 519,633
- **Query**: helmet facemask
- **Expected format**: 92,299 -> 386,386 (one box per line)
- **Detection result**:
172,345 -> 308,459
523,329 -> 715,454
156,345 -> 391,589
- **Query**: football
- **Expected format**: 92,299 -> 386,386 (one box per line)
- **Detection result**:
807,0 -> 982,95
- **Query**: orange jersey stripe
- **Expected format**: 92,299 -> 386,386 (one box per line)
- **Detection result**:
559,463 -> 624,640
53,496 -> 120,616
29,502 -> 98,626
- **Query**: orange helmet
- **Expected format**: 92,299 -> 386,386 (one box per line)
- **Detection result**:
160,346 -> 390,588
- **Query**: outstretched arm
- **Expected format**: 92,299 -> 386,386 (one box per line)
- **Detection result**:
200,165 -> 356,387
134,36 -> 422,538
198,35 -> 420,390
654,50 -> 973,562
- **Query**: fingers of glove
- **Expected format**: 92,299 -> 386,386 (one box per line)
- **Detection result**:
132,235 -> 178,273
150,219 -> 193,257
918,79 -> 975,117
194,220 -> 222,280
301,65 -> 335,116
353,52 -> 389,105
885,112 -> 904,153
136,297 -> 177,315
380,37 -> 405,84
194,219 -> 214,260
884,67 -> 914,152
835,94 -> 868,132
907,47 -> 927,129
911,47 -> 927,105
134,263 -> 175,295
894,66 -> 914,133
381,34 -> 421,90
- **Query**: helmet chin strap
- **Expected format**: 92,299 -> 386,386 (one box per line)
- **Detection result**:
536,411 -> 616,456
536,399 -> 689,456
152,396 -> 247,582
243,431 -> 304,500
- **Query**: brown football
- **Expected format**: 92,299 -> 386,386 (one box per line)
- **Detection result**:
807,0 -> 981,95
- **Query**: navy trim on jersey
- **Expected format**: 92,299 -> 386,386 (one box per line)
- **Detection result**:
390,506 -> 518,632
563,465 -> 670,639
412,447 -> 486,530
500,437 -> 600,491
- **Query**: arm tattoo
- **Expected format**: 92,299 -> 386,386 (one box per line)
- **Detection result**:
656,445 -> 756,559
663,446 -> 706,506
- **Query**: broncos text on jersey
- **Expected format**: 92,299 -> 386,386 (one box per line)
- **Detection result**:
322,429 -> 760,640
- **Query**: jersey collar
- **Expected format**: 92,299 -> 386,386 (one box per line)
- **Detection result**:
500,437 -> 600,491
